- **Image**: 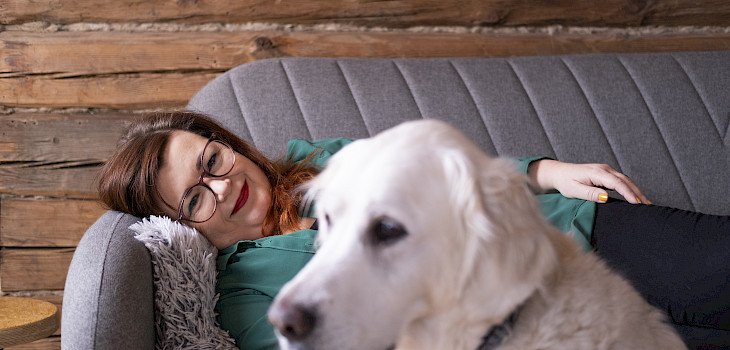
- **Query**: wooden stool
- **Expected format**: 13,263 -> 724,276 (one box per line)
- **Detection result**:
0,297 -> 59,348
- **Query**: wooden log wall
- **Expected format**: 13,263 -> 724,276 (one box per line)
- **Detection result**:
1,1 -> 729,348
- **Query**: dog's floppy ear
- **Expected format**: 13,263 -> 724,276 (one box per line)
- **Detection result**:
440,147 -> 498,293
442,148 -> 557,302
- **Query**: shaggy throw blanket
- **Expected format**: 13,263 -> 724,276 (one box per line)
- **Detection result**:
131,216 -> 238,350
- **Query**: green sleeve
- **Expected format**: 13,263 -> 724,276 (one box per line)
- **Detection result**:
512,156 -> 552,175
285,138 -> 354,168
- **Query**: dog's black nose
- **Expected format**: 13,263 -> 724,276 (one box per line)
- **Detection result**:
268,302 -> 317,340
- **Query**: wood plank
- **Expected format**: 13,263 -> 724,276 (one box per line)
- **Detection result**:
0,248 -> 73,291
0,113 -> 133,162
0,164 -> 100,199
0,32 -> 235,76
0,112 -> 137,198
4,30 -> 730,77
1,31 -> 730,109
0,72 -> 220,109
1,0 -> 729,27
0,198 -> 105,247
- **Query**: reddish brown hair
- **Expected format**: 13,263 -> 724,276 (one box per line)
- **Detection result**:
97,111 -> 320,237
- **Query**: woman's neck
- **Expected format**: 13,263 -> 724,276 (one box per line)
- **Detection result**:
281,217 -> 316,235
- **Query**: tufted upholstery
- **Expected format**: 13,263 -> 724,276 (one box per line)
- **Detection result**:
188,53 -> 729,216
63,52 -> 729,350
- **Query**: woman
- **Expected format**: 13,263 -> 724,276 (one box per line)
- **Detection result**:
98,111 -> 729,349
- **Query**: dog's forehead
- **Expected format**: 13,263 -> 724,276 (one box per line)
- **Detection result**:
313,142 -> 450,222
312,120 -> 472,207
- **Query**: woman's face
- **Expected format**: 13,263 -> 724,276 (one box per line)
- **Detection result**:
157,131 -> 272,249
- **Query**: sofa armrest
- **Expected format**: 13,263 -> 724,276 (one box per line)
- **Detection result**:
62,211 -> 155,349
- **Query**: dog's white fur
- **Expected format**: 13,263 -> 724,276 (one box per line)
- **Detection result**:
269,120 -> 686,350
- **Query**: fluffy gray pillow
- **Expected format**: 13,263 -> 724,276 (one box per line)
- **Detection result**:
131,216 -> 237,350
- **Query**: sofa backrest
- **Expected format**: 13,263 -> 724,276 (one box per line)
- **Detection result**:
188,53 -> 729,215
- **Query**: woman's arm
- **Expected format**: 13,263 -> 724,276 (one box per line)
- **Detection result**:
527,159 -> 650,204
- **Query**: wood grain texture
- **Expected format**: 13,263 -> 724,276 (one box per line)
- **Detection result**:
0,113 -> 137,198
4,31 -> 730,76
2,31 -> 729,108
0,165 -> 100,198
0,72 -> 220,109
0,113 -> 133,162
0,248 -> 73,291
0,198 -> 105,247
0,32 -> 235,76
1,0 -> 729,27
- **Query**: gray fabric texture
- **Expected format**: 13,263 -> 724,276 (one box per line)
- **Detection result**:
190,52 -> 729,216
62,211 -> 154,349
64,51 -> 729,350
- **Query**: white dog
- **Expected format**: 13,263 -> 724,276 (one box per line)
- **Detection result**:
268,120 -> 686,350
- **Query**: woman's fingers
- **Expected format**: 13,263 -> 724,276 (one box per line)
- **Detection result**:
583,164 -> 650,204
539,161 -> 651,204
581,185 -> 610,203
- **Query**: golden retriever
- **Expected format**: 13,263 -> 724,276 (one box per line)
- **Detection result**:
268,120 -> 686,350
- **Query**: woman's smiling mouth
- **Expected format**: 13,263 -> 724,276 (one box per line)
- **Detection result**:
232,180 -> 249,216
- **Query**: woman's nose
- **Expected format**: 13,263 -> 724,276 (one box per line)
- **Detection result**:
205,177 -> 232,201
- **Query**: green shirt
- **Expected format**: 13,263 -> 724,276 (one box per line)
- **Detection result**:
216,138 -> 351,349
216,138 -> 596,350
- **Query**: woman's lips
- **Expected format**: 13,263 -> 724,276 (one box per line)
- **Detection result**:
232,180 -> 249,216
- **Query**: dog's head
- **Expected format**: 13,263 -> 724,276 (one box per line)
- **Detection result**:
268,120 -> 557,350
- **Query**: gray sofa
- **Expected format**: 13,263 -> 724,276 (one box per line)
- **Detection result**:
62,52 -> 730,349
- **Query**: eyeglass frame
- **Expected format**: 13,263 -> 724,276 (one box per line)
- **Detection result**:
176,133 -> 236,223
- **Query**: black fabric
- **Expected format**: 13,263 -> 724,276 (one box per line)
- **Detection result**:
593,200 -> 730,348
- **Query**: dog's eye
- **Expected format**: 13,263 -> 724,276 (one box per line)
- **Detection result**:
370,218 -> 407,246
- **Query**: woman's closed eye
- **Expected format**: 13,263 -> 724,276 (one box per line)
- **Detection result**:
186,192 -> 201,216
206,151 -> 219,173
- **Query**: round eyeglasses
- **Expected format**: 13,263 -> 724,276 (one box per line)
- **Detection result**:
177,135 -> 236,223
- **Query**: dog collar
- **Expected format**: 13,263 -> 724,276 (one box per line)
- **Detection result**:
476,304 -> 524,350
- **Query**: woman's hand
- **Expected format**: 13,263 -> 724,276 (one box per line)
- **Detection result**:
527,159 -> 650,204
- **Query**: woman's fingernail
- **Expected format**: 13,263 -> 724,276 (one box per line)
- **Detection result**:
598,193 -> 608,202
635,197 -> 642,204
647,200 -> 653,205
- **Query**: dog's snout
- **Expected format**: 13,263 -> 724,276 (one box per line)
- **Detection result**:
268,301 -> 317,341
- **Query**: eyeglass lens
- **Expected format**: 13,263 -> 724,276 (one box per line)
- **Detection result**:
180,139 -> 235,222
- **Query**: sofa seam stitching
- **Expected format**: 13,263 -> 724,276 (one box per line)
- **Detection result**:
670,54 -> 725,144
335,60 -> 373,136
560,57 -> 622,171
226,72 -> 255,143
505,60 -> 558,159
92,212 -> 127,349
392,60 -> 426,120
279,60 -> 314,140
616,56 -> 697,211
449,60 -> 498,154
